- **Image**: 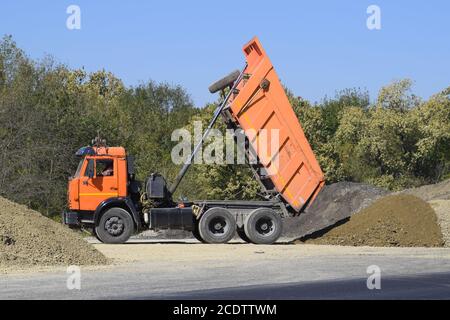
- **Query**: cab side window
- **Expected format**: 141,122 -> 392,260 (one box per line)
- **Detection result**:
96,159 -> 114,177
84,159 -> 95,177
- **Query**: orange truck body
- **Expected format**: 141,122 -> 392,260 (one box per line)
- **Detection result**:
229,37 -> 325,212
68,147 -> 128,212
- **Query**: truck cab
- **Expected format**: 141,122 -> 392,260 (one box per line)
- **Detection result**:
64,144 -> 143,243
68,146 -> 128,211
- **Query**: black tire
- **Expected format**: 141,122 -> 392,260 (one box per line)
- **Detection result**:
244,208 -> 282,244
95,207 -> 134,244
192,221 -> 206,243
237,227 -> 251,243
208,70 -> 240,93
198,207 -> 236,244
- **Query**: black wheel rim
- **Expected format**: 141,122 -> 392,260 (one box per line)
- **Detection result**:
255,216 -> 275,237
105,216 -> 124,236
208,216 -> 229,236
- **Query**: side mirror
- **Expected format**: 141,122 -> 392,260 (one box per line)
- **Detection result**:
87,160 -> 95,178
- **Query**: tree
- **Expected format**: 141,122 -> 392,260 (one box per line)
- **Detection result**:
1,35 -> 449,218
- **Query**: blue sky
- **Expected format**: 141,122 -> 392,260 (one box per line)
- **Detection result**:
1,1 -> 449,106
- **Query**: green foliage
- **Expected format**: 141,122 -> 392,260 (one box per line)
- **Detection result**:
377,79 -> 420,111
1,35 -> 449,218
172,103 -> 260,201
0,36 -> 197,215
291,80 -> 450,190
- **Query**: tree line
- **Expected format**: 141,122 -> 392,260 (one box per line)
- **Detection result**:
1,35 -> 449,217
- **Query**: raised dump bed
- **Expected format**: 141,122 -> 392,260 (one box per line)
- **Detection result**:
227,37 -> 325,213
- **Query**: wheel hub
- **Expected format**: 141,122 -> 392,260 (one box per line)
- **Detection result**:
255,217 -> 274,236
105,216 -> 124,236
209,217 -> 228,235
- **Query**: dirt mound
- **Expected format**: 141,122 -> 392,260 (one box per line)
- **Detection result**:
429,200 -> 450,246
283,182 -> 388,239
0,197 -> 107,267
400,179 -> 450,201
400,179 -> 450,246
300,194 -> 444,247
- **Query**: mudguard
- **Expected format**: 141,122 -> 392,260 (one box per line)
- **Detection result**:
94,197 -> 143,231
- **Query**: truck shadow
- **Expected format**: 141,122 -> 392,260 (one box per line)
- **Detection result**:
121,239 -> 295,245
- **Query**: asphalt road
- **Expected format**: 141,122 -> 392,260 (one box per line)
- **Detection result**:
1,241 -> 450,299
156,272 -> 450,300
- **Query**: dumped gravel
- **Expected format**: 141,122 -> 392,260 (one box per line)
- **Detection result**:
300,194 -> 444,247
400,179 -> 450,246
0,197 -> 107,267
283,182 -> 389,239
428,200 -> 450,246
400,179 -> 450,201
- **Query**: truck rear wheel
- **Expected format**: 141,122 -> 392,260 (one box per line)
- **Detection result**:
95,207 -> 134,244
198,207 -> 236,244
244,208 -> 282,244
192,221 -> 206,243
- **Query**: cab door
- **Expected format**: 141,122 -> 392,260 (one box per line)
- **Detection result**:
78,157 -> 119,211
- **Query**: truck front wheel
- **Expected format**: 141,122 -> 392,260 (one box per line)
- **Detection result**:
198,208 -> 236,244
244,208 -> 282,244
95,207 -> 134,244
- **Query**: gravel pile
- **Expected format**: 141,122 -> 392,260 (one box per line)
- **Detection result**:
400,179 -> 450,201
300,194 -> 444,247
283,182 -> 388,239
0,197 -> 107,267
400,179 -> 450,246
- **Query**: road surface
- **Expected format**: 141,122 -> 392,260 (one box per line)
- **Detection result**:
1,240 -> 450,299
156,272 -> 450,299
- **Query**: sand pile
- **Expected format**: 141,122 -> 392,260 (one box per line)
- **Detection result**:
300,194 -> 444,247
399,179 -> 450,246
400,179 -> 450,201
0,197 -> 107,267
283,182 -> 388,239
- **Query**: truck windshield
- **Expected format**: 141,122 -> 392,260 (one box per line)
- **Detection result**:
74,159 -> 84,178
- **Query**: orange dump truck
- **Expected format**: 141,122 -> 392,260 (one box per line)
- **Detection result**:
63,37 -> 325,244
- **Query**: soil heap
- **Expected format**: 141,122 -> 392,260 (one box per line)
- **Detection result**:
300,194 -> 444,247
0,197 -> 107,267
283,182 -> 388,239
